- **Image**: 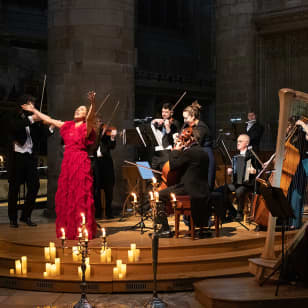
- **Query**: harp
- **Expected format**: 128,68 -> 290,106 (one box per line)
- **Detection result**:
251,88 -> 308,281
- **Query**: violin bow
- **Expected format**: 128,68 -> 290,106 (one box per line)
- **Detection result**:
95,93 -> 110,116
39,74 -> 47,112
101,100 -> 120,136
124,160 -> 162,175
248,146 -> 264,166
171,91 -> 187,113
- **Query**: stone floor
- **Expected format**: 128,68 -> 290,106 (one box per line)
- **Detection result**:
0,205 -> 203,308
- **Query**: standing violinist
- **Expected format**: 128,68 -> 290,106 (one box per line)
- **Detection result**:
154,127 -> 211,238
150,102 -> 180,171
92,119 -> 117,219
181,101 -> 216,191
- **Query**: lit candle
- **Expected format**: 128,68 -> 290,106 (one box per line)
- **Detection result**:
100,250 -> 107,263
49,242 -> 55,248
46,263 -> 51,276
130,243 -> 136,251
149,191 -> 154,201
154,191 -> 159,202
121,264 -> 127,278
131,192 -> 137,203
107,248 -> 112,263
170,193 -> 176,202
135,249 -> 140,261
61,228 -> 65,240
44,247 -> 50,261
78,228 -> 82,239
9,268 -> 14,275
152,177 -> 157,184
43,271 -> 48,278
118,272 -> 123,280
128,250 -> 134,263
116,259 -> 122,270
15,260 -> 21,275
50,247 -> 56,261
51,264 -> 56,277
81,213 -> 86,225
84,229 -> 88,242
113,267 -> 119,279
21,256 -> 27,275
55,258 -> 60,276
102,228 -> 106,238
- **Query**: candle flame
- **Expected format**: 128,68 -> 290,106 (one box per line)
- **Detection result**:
149,191 -> 154,200
152,177 -> 157,184
170,193 -> 176,202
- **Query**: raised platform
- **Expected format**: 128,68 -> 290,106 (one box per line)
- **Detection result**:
194,277 -> 308,308
0,216 -> 296,293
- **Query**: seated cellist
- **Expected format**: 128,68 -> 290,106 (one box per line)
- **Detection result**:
148,127 -> 211,238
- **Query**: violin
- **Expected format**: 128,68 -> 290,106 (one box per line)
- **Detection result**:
101,124 -> 117,137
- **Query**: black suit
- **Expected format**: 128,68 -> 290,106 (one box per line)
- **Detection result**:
158,144 -> 210,228
92,132 -> 116,218
246,121 -> 264,151
7,111 -> 52,222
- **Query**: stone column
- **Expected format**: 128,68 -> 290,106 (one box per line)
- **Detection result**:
47,0 -> 135,217
216,0 -> 255,135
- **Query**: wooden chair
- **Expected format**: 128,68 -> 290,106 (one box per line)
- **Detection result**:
174,195 -> 220,240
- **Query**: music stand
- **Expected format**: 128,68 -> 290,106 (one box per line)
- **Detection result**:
259,183 -> 295,296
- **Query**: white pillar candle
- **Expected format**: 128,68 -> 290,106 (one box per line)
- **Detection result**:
106,248 -> 112,263
9,268 -> 14,275
130,243 -> 136,251
50,247 -> 56,261
128,250 -> 134,263
21,256 -> 27,275
51,264 -> 56,277
121,264 -> 127,278
100,251 -> 107,263
44,247 -> 50,260
135,249 -> 140,262
43,271 -> 48,278
116,259 -> 122,270
118,273 -> 123,279
154,191 -> 159,202
113,267 -> 119,279
55,258 -> 60,276
49,242 -> 55,248
46,263 -> 51,276
15,260 -> 21,275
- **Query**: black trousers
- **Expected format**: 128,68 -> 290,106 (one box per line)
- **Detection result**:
8,152 -> 39,221
227,183 -> 252,213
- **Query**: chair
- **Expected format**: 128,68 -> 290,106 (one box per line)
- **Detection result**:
174,195 -> 220,240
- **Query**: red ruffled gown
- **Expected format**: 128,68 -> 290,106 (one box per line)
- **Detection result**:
55,121 -> 96,240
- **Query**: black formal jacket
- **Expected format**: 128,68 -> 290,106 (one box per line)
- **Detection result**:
183,120 -> 213,148
246,122 -> 264,151
169,143 -> 210,199
161,119 -> 181,148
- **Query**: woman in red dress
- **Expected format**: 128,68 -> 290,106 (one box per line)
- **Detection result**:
21,92 -> 97,239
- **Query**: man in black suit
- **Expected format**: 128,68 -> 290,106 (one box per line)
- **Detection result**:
154,128 -> 211,237
246,111 -> 264,152
7,95 -> 53,227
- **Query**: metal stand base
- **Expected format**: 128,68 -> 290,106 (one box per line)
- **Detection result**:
74,295 -> 92,308
144,296 -> 167,308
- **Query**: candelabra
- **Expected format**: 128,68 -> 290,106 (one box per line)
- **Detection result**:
74,238 -> 92,308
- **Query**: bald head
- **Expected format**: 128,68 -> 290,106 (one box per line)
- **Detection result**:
237,134 -> 250,152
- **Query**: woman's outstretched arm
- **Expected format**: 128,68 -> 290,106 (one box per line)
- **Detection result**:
86,91 -> 97,136
21,103 -> 64,128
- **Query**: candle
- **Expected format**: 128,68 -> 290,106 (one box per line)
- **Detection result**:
130,243 -> 136,251
85,257 -> 90,265
121,264 -> 127,278
46,263 -> 51,276
113,267 -> 119,279
106,248 -> 112,263
131,192 -> 137,203
51,264 -> 56,277
81,213 -> 86,225
49,242 -> 55,248
43,271 -> 48,278
135,249 -> 140,261
21,256 -> 27,275
152,177 -> 157,184
50,247 -> 56,261
100,250 -> 107,263
116,259 -> 122,269
118,273 -> 123,280
44,247 -> 50,260
61,228 -> 65,240
15,260 -> 21,275
78,228 -> 82,239
128,250 -> 134,263
9,268 -> 14,275
55,258 -> 60,276
84,229 -> 88,242
154,191 -> 159,202
170,193 -> 176,202
149,191 -> 154,201
102,228 -> 106,238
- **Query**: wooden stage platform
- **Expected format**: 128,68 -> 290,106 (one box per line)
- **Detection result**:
0,215 -> 297,293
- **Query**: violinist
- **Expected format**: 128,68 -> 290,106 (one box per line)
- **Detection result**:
150,102 -> 180,171
181,101 -> 216,191
154,127 -> 211,238
92,119 -> 117,219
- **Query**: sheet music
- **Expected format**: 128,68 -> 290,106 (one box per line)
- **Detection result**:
151,123 -> 172,151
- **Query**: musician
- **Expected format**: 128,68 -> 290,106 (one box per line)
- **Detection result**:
92,119 -> 117,219
181,101 -> 216,191
154,127 -> 211,238
150,102 -> 180,170
225,134 -> 261,221
7,95 -> 54,228
246,111 -> 264,152
287,119 -> 308,229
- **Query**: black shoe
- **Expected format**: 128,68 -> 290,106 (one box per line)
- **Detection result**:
10,220 -> 18,228
20,217 -> 37,227
158,230 -> 173,238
